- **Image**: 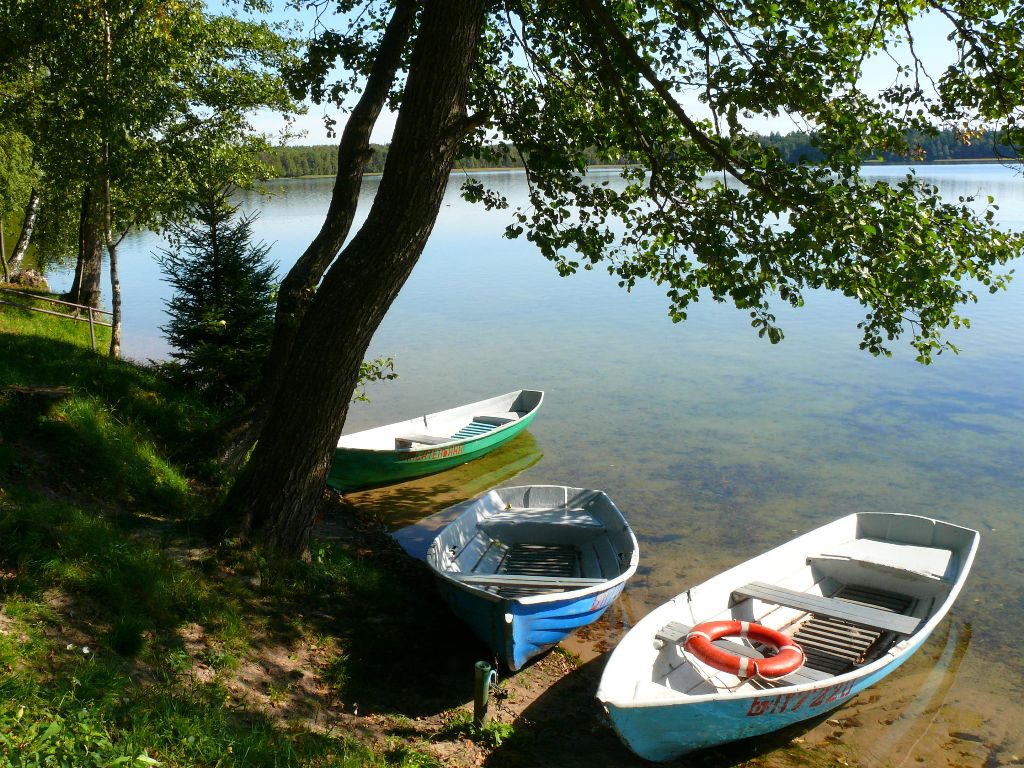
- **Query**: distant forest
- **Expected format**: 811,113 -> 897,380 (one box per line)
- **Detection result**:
760,129 -> 1018,164
263,129 -> 1018,178
262,143 -> 528,178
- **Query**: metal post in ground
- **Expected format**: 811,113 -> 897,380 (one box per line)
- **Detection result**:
473,661 -> 497,727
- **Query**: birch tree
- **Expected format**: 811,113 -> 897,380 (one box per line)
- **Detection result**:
0,0 -> 300,355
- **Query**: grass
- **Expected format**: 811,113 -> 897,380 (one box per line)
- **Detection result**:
0,285 -> 113,352
434,710 -> 516,750
0,292 -> 449,767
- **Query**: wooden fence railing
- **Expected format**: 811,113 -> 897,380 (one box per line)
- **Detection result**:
0,286 -> 113,352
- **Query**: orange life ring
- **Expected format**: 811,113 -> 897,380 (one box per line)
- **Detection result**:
684,620 -> 804,680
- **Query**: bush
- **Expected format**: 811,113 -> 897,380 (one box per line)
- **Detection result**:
157,196 -> 277,406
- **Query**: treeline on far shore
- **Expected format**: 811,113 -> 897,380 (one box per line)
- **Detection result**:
760,128 -> 1018,165
262,129 -> 1018,179
261,143 -> 530,178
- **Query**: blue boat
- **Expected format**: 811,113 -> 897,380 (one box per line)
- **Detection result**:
597,512 -> 980,761
425,485 -> 639,671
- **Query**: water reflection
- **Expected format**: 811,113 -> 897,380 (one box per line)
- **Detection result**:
347,432 -> 543,558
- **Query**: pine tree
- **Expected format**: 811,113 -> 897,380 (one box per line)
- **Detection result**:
158,196 -> 277,405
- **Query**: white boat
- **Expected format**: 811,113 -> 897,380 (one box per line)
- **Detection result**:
327,390 -> 543,492
426,485 -> 639,671
597,512 -> 979,761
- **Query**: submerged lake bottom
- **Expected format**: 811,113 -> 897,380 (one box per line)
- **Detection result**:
346,433 -> 1021,766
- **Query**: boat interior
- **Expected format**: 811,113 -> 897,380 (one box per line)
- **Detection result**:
337,390 -> 543,451
431,487 -> 634,598
392,411 -> 521,449
646,530 -> 967,698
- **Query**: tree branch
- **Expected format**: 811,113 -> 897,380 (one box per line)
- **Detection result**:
574,0 -> 776,199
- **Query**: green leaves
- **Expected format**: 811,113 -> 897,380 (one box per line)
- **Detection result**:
157,195 -> 278,405
0,700 -> 162,767
3,0 -> 302,239
457,0 -> 1024,360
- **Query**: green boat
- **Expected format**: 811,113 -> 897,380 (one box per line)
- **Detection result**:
327,389 -> 544,493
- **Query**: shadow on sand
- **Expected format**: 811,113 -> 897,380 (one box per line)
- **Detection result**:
482,652 -> 853,768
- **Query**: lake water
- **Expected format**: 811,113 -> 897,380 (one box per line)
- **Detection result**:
50,165 -> 1024,765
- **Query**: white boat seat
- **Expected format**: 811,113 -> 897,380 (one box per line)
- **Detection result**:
473,412 -> 518,425
451,573 -> 605,588
481,507 -> 604,527
808,538 -> 955,581
394,433 -> 451,447
654,621 -> 831,684
732,582 -> 921,636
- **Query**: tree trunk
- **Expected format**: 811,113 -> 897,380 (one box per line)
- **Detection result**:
103,10 -> 120,359
1,218 -> 7,282
9,188 -> 41,276
68,184 -> 104,308
223,0 -> 487,557
105,172 -> 122,359
220,0 -> 417,469
107,237 -> 121,357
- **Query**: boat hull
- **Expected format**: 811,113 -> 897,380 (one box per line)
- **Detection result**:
328,390 -> 542,492
438,573 -> 626,671
605,632 -> 927,761
436,577 -> 626,671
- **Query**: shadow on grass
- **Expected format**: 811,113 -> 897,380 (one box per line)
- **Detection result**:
271,499 -> 503,719
0,487 -> 479,764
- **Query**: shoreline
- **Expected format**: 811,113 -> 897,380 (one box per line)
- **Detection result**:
274,158 -> 1019,180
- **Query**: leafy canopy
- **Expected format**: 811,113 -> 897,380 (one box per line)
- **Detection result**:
294,0 -> 1023,362
0,0 -> 303,240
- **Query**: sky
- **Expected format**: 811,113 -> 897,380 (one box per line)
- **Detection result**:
237,3 -> 960,147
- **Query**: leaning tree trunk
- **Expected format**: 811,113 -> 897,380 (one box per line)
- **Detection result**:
68,183 -> 105,308
258,0 -> 416,403
222,0 -> 417,469
223,0 -> 488,557
9,187 -> 41,275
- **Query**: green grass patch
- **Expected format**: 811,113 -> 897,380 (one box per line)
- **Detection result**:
0,286 -> 112,352
434,709 -> 516,749
0,304 -> 453,767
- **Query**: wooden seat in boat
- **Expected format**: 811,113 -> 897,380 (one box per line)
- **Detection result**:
731,581 -> 921,635
394,433 -> 451,447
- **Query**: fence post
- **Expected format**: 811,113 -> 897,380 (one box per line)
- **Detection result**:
88,307 -> 96,352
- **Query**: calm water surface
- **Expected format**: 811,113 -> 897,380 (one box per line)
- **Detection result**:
51,165 -> 1024,765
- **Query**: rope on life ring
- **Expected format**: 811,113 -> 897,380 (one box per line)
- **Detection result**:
683,620 -> 804,680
